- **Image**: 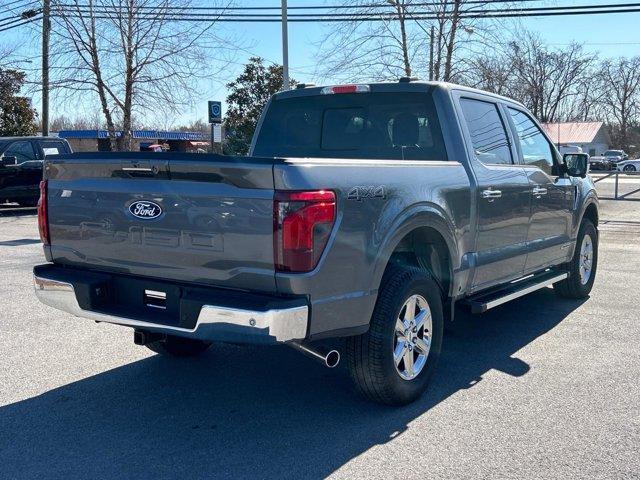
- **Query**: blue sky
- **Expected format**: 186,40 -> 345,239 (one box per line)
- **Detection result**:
2,0 -> 640,128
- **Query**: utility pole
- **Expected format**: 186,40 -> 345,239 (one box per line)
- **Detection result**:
281,0 -> 289,90
42,0 -> 51,136
429,25 -> 434,81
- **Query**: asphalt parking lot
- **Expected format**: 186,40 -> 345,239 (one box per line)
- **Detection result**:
0,199 -> 638,479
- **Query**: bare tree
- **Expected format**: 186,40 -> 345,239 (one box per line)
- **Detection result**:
50,111 -> 105,131
461,51 -> 514,95
561,76 -> 604,122
598,56 -> 640,150
314,0 -> 492,83
49,0 -> 236,150
507,33 -> 595,123
314,0 -> 426,81
464,32 -> 596,123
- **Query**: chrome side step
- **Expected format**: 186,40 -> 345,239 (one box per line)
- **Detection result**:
464,271 -> 568,314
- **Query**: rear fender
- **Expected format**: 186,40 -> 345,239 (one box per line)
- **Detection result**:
371,204 -> 460,299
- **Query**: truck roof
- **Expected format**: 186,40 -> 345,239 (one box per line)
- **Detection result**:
274,80 -> 526,108
0,136 -> 67,143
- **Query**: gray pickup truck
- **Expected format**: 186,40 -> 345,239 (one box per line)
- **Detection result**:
33,81 -> 598,405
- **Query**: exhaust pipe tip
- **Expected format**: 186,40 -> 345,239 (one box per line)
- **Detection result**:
325,350 -> 340,368
288,341 -> 341,368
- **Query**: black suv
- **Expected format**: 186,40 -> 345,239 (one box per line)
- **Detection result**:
0,137 -> 72,206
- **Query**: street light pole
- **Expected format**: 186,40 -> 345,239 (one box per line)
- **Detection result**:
281,0 -> 290,91
42,0 -> 51,136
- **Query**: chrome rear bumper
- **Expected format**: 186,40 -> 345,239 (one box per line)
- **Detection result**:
34,273 -> 308,343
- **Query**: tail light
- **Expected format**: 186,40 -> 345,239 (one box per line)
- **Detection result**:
274,190 -> 336,273
37,180 -> 49,245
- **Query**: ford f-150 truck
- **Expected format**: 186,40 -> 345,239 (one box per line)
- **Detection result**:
33,81 -> 598,405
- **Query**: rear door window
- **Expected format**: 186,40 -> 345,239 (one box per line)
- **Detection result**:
254,92 -> 447,160
459,98 -> 513,165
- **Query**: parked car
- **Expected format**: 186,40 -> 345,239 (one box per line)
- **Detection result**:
0,137 -> 72,206
33,81 -> 599,406
616,158 -> 640,173
589,156 -> 614,171
603,149 -> 628,167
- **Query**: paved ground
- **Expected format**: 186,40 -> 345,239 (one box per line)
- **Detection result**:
589,172 -> 640,201
0,199 -> 638,479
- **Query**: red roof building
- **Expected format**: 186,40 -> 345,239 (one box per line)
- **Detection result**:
542,122 -> 610,156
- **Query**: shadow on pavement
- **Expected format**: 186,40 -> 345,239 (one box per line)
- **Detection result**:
0,238 -> 41,246
0,289 -> 585,479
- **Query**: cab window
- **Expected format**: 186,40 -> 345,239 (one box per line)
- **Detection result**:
508,108 -> 555,175
4,141 -> 36,163
459,98 -> 513,165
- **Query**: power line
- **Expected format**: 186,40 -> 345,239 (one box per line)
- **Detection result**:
50,4 -> 640,22
51,1 -> 640,17
53,0 -> 545,12
0,0 -> 37,10
3,1 -> 640,30
54,1 -> 640,17
0,14 -> 41,32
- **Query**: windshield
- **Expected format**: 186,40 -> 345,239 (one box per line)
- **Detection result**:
604,150 -> 623,156
253,92 -> 447,160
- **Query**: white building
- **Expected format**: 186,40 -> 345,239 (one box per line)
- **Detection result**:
542,122 -> 610,157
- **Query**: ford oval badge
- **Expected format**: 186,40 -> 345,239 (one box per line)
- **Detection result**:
129,200 -> 162,220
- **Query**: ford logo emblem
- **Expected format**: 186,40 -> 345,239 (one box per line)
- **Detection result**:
129,200 -> 163,220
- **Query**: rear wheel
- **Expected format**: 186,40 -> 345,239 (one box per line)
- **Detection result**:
554,219 -> 598,299
346,267 -> 443,406
146,335 -> 211,357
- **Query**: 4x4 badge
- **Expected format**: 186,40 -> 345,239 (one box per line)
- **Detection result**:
347,185 -> 386,202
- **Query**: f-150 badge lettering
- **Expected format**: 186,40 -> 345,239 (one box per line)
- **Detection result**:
129,201 -> 163,219
347,186 -> 386,201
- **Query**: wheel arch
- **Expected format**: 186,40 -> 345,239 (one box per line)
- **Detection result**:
372,207 -> 459,300
581,198 -> 599,228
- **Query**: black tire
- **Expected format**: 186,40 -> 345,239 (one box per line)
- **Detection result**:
554,219 -> 598,299
623,164 -> 636,173
146,334 -> 211,357
346,267 -> 444,406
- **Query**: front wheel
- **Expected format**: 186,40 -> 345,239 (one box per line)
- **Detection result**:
146,334 -> 212,357
346,267 -> 443,406
554,219 -> 598,298
623,164 -> 636,173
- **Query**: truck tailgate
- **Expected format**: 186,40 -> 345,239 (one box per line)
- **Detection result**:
45,153 -> 276,292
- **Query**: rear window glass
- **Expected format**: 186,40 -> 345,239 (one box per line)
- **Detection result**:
41,141 -> 68,156
254,92 -> 447,160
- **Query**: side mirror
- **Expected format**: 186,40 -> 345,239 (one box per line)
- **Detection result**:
563,153 -> 589,178
0,156 -> 17,167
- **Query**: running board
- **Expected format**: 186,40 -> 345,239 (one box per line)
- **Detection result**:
463,271 -> 568,314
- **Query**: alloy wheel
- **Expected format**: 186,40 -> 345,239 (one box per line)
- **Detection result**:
393,294 -> 432,380
579,234 -> 594,285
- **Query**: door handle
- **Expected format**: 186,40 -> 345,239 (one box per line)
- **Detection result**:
532,186 -> 548,196
481,189 -> 502,199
